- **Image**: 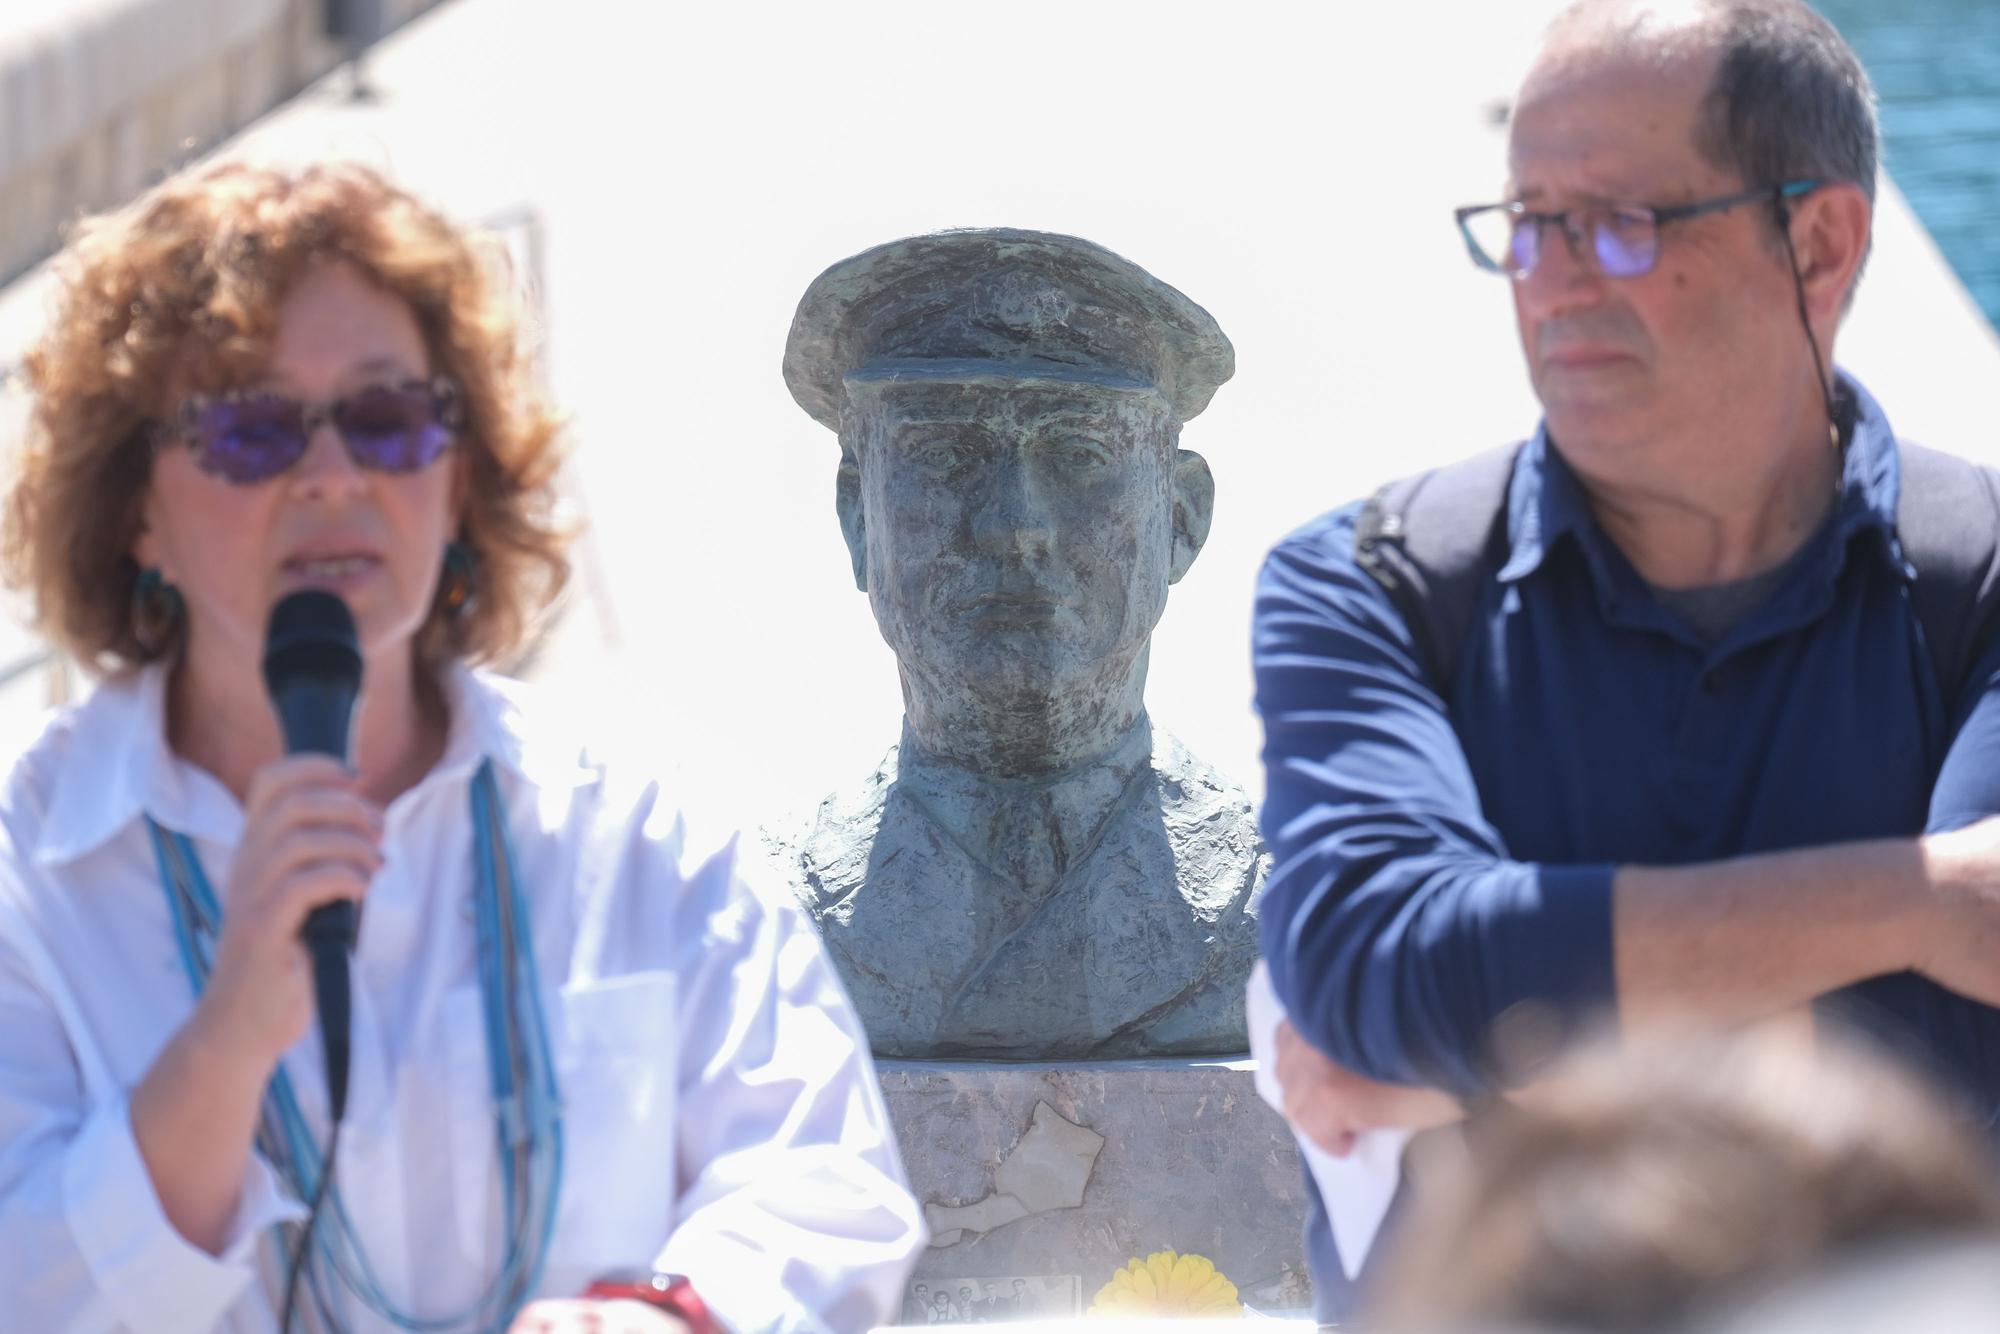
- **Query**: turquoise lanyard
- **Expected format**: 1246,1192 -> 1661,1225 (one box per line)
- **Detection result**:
146,760 -> 565,1333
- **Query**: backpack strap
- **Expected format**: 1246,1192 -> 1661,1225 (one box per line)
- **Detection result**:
1358,439 -> 2000,717
1895,442 -> 2000,708
1355,444 -> 1521,693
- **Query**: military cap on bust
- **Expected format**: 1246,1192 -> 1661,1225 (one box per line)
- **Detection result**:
782,228 -> 1235,430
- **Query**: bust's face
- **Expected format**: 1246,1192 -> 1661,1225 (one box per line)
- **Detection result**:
847,378 -> 1177,701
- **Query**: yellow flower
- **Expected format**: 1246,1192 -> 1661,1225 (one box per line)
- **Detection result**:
1088,1250 -> 1243,1318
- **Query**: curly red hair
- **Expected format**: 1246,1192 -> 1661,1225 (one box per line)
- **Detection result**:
3,159 -> 571,671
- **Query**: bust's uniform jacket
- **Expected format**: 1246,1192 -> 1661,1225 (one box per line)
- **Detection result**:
0,665 -> 924,1333
773,723 -> 1263,1059
1253,375 -> 2000,1308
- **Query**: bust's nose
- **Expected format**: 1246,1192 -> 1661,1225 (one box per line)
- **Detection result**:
968,446 -> 1055,557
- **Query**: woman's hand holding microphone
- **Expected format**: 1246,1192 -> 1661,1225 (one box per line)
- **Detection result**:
130,754 -> 383,1254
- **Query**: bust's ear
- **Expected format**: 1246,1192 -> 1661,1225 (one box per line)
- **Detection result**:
836,452 -> 868,591
1168,448 -> 1214,585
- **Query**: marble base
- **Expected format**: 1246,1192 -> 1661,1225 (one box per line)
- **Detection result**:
877,1058 -> 1311,1322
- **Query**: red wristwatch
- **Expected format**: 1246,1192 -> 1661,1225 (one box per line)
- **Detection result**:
583,1270 -> 724,1334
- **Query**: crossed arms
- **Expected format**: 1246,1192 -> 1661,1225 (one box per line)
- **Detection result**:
1254,508 -> 2000,1147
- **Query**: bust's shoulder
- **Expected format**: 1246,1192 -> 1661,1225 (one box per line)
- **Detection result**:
1147,729 -> 1255,808
1145,728 -> 1262,843
756,743 -> 911,914
1141,726 -> 1269,917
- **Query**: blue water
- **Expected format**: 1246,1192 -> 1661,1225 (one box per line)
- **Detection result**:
1816,0 -> 2000,334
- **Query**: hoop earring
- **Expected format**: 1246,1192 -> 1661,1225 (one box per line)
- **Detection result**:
131,568 -> 185,655
436,540 -> 478,622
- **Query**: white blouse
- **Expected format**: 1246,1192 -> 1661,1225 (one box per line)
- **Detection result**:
0,665 -> 924,1333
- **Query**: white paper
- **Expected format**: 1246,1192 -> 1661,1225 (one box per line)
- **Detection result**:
1247,961 -> 1410,1281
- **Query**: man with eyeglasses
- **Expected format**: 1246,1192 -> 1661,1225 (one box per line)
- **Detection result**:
1253,0 -> 2000,1320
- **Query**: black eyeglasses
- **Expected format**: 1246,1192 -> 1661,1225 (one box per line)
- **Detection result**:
1455,180 -> 1821,279
154,377 -> 463,485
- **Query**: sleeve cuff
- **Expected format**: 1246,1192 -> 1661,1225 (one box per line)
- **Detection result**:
658,1260 -> 825,1334
62,1093 -> 305,1332
657,1214 -> 923,1334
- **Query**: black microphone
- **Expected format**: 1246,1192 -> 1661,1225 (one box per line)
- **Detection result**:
262,590 -> 364,1124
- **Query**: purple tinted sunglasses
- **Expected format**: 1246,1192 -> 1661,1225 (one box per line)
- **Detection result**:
155,376 -> 463,485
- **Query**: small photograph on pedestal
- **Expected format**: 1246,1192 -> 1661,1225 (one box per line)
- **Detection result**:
900,1275 -> 1081,1324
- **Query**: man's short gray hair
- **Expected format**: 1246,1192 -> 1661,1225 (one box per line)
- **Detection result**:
1693,0 -> 1879,207
1684,0 -> 1879,302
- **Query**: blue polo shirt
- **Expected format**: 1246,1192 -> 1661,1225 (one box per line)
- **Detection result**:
1252,375 -> 2000,1315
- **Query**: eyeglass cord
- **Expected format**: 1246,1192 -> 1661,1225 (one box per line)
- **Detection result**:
1774,198 -> 1844,452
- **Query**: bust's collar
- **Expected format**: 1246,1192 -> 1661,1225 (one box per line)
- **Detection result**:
890,716 -> 1156,886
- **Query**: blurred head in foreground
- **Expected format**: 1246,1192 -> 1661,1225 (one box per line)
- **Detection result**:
1369,1027 -> 2000,1332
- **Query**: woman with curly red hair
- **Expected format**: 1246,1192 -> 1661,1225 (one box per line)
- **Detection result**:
0,161 -> 921,1333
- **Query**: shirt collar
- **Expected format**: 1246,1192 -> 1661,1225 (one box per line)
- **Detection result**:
429,664 -> 602,795
34,661 -> 596,868
1836,371 -> 1910,573
36,667 -> 194,866
889,716 -> 1156,886
1496,368 -> 1905,585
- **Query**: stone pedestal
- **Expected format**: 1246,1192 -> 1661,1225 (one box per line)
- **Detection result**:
878,1058 -> 1311,1323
